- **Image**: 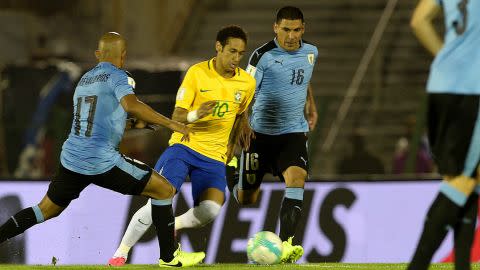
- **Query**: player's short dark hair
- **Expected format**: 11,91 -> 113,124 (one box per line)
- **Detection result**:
216,25 -> 247,47
276,6 -> 304,23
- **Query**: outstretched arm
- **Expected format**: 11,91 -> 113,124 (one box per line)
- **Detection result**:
120,94 -> 191,139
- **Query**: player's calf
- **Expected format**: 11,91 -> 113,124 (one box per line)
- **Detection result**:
142,172 -> 176,200
453,192 -> 478,270
176,200 -> 221,230
0,194 -> 65,244
235,188 -> 260,205
108,201 -> 153,265
0,205 -> 45,244
408,180 -> 472,270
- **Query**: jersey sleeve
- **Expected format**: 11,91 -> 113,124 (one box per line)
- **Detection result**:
246,50 -> 267,90
175,66 -> 197,110
109,69 -> 135,101
238,78 -> 256,115
313,46 -> 319,65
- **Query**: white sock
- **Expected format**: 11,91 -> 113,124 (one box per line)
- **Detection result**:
175,200 -> 221,230
113,200 -> 152,258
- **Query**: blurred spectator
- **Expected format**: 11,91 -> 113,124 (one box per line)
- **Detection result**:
392,115 -> 434,174
336,129 -> 385,174
13,61 -> 80,178
31,35 -> 51,62
31,34 -> 75,65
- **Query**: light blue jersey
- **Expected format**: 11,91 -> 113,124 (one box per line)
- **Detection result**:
246,38 -> 318,135
427,0 -> 480,94
60,62 -> 135,175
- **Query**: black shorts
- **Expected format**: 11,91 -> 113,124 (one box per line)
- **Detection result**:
427,93 -> 480,177
238,132 -> 308,190
47,155 -> 153,207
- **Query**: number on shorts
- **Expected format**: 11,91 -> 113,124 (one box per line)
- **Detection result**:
245,153 -> 259,171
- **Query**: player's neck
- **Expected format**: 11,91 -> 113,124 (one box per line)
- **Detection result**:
98,59 -> 121,68
212,58 -> 234,78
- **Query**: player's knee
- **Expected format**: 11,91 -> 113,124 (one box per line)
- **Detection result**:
283,167 -> 307,188
237,197 -> 255,205
287,179 -> 305,188
195,200 -> 222,225
150,188 -> 175,200
38,195 -> 64,220
38,202 -> 63,220
237,190 -> 259,205
285,176 -> 306,189
444,175 -> 477,196
145,173 -> 176,199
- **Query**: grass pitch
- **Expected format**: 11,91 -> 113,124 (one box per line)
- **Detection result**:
1,263 -> 480,270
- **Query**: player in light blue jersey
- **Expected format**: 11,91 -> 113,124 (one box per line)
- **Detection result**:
0,32 -> 206,267
409,1 -> 480,269
246,29 -> 317,136
228,6 -> 318,264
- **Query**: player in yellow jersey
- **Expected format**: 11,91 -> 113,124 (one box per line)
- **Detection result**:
108,25 -> 255,267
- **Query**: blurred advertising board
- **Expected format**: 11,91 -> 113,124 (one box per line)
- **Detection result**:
0,180 -> 471,264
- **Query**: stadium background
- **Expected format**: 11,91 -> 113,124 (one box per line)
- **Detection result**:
0,0 -> 478,265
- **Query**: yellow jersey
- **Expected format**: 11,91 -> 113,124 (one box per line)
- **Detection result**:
169,58 -> 256,163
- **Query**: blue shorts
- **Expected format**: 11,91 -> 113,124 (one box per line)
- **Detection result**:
154,144 -> 226,205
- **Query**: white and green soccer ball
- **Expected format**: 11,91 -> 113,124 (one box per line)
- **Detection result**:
246,231 -> 283,265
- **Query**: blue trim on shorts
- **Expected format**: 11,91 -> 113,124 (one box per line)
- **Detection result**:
285,187 -> 304,200
116,157 -> 149,180
440,182 -> 468,206
463,105 -> 480,177
151,199 -> 173,206
32,205 -> 45,223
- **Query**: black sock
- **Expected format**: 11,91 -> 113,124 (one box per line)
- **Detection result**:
151,204 -> 176,262
226,165 -> 238,193
279,197 -> 302,241
408,193 -> 463,270
454,193 -> 478,270
0,207 -> 38,244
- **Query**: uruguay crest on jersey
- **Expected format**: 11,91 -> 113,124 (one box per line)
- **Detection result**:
308,54 -> 315,65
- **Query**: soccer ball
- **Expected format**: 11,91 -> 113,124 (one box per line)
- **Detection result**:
246,231 -> 283,264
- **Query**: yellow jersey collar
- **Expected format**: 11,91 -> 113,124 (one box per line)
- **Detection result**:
208,58 -> 239,77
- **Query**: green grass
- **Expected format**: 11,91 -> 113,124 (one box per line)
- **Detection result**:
0,264 -> 480,270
